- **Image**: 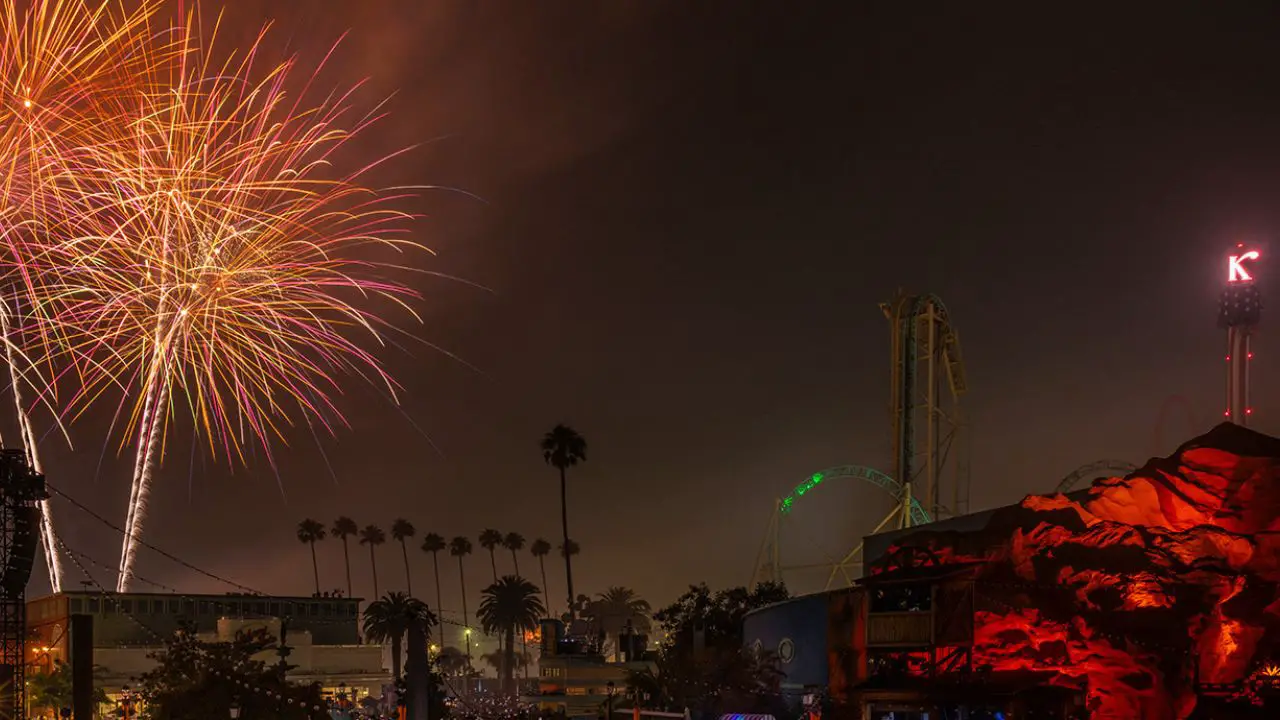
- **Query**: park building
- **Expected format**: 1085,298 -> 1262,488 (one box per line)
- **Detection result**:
536,619 -> 656,719
25,591 -> 392,714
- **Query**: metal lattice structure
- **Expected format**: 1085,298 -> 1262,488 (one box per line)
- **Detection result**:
750,292 -> 969,593
751,466 -> 931,590
1054,460 -> 1137,494
884,292 -> 970,521
0,450 -> 46,720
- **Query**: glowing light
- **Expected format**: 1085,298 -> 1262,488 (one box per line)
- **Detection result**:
21,99 -> 30,108
1229,250 -> 1260,283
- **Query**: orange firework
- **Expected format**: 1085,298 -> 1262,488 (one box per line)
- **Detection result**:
0,0 -> 166,592
31,6 -> 426,590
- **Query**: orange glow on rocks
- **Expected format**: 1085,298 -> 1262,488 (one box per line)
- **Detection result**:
880,423 -> 1280,718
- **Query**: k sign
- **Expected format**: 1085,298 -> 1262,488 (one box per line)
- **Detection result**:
1229,250 -> 1260,283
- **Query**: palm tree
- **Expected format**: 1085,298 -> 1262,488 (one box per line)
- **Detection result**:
422,533 -> 447,621
559,539 -> 580,560
332,517 -> 359,597
296,519 -> 326,597
502,532 -> 525,576
477,576 -> 545,695
541,424 -> 587,618
362,591 -> 436,680
449,536 -> 475,665
479,529 -> 503,581
360,525 -> 387,598
583,587 -> 652,661
436,646 -> 468,677
391,519 -> 417,596
530,539 -> 553,613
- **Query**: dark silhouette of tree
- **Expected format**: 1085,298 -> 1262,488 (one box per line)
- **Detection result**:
28,660 -> 109,716
477,576 -> 545,695
584,587 -> 652,661
391,519 -> 417,596
363,591 -> 436,681
530,538 -> 553,613
634,582 -> 791,718
502,532 -> 525,576
421,532 -> 447,621
541,424 -> 587,618
479,529 -> 503,581
436,646 -> 468,677
296,519 -> 326,596
450,536 -> 475,665
137,623 -> 321,720
332,516 -> 358,597
558,539 -> 580,560
359,525 -> 387,598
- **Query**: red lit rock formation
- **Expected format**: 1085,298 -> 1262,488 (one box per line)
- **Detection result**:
881,423 -> 1280,719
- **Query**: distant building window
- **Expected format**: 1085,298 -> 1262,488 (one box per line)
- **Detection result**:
324,604 -> 334,617
310,603 -> 320,617
69,599 -> 82,614
119,599 -> 132,614
199,601 -> 210,615
168,599 -> 180,614
348,604 -> 357,618
254,602 -> 266,615
269,602 -> 280,617
87,598 -> 99,613
102,599 -> 115,615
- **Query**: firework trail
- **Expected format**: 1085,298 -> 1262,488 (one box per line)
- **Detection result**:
32,6 -> 425,591
0,0 -> 164,592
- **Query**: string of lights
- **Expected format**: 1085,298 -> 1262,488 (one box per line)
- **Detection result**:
52,532 -> 351,720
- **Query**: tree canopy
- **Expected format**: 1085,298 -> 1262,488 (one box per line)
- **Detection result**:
137,623 -> 321,720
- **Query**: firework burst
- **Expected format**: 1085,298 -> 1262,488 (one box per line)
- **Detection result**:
0,0 -> 166,591
28,6 -> 426,591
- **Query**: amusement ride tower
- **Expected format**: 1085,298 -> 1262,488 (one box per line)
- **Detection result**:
1222,243 -> 1262,425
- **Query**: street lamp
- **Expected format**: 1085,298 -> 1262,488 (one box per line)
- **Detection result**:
229,698 -> 241,719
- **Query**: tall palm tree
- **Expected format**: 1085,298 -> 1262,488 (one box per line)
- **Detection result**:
391,519 -> 417,596
362,591 -> 436,681
449,536 -> 475,665
478,529 -> 503,581
332,517 -> 359,597
360,525 -> 387,598
502,532 -> 525,576
527,538 -> 552,609
421,533 -> 447,622
583,587 -> 652,661
541,424 -> 587,618
477,576 -> 545,695
296,519 -> 326,597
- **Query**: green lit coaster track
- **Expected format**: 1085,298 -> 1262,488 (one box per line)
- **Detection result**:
751,465 -> 931,590
750,292 -> 969,593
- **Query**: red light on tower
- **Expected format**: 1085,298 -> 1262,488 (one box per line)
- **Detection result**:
1222,242 -> 1262,426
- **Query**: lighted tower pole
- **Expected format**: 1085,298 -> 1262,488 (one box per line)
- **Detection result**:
1221,243 -> 1262,425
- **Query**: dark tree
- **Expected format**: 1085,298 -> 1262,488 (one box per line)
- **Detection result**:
541,424 -> 587,618
632,582 -> 790,718
332,516 -> 358,597
137,623 -> 322,720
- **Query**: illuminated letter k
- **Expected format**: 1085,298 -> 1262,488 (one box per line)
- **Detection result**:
1229,250 -> 1260,283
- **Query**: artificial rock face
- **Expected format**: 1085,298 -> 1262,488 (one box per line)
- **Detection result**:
881,423 -> 1280,719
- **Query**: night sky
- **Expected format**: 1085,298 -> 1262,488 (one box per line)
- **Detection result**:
29,1 -> 1280,649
